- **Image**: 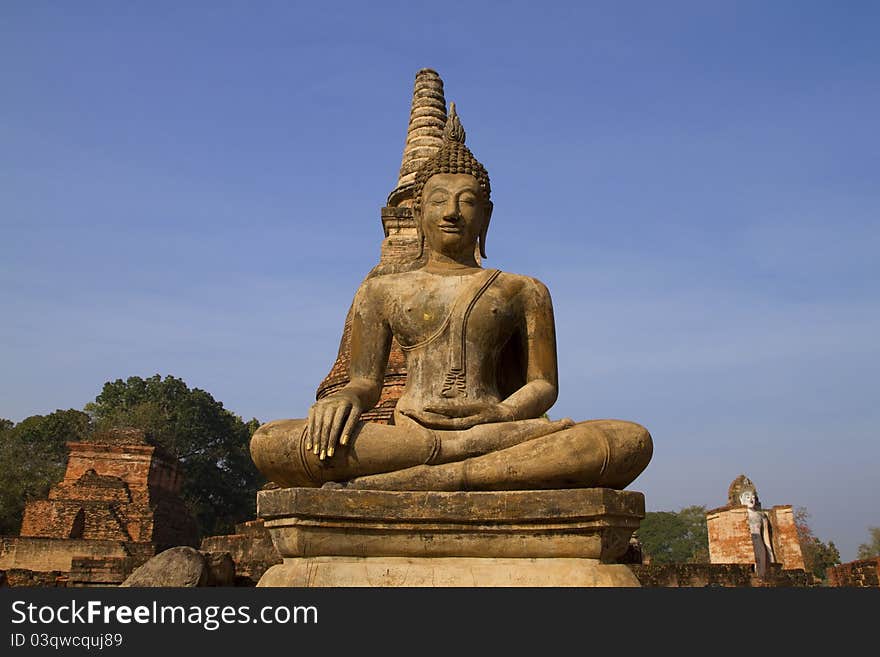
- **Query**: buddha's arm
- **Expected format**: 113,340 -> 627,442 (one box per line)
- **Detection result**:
306,280 -> 391,460
499,277 -> 559,418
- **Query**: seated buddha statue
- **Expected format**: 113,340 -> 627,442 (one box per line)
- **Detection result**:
250,105 -> 652,491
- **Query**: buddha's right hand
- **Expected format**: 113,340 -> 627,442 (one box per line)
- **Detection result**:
305,391 -> 362,462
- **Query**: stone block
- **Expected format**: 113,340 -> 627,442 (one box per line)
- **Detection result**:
121,546 -> 207,587
259,487 -> 643,560
199,520 -> 281,586
260,556 -> 639,587
256,487 -> 644,587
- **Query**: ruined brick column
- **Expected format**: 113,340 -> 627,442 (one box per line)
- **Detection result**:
18,428 -> 197,550
315,69 -> 448,423
0,428 -> 199,584
706,475 -> 806,572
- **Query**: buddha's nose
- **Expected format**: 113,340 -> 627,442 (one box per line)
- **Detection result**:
443,202 -> 461,221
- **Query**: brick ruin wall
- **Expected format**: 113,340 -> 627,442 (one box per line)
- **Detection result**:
707,505 -> 805,572
0,537 -> 134,573
630,563 -> 813,587
199,520 -> 281,586
826,558 -> 880,587
19,438 -> 197,550
707,507 -> 756,564
3,430 -> 198,586
767,505 -> 806,571
0,569 -> 68,588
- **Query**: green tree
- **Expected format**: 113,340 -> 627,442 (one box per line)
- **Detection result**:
856,527 -> 880,560
636,505 -> 709,564
0,410 -> 92,535
85,375 -> 263,537
794,507 -> 841,580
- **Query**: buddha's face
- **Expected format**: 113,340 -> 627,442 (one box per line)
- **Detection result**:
419,173 -> 490,260
740,491 -> 756,509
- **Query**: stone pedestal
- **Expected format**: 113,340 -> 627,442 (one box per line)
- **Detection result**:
256,487 -> 644,587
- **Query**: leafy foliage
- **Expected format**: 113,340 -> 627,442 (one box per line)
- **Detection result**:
1,375 -> 263,540
856,527 -> 880,560
794,507 -> 841,580
85,375 -> 263,537
636,505 -> 709,564
0,410 -> 91,535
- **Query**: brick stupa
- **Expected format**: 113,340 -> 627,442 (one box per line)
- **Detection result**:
315,69 -> 449,423
706,474 -> 806,572
0,428 -> 197,586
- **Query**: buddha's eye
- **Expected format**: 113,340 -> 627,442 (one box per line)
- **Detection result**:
460,197 -> 475,206
430,195 -> 447,205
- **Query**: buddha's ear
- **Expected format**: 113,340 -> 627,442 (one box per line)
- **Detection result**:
414,206 -> 425,259
479,201 -> 493,259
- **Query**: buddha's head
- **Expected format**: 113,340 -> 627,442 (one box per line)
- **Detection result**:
412,103 -> 493,260
739,489 -> 759,509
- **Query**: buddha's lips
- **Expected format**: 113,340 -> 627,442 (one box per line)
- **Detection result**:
439,225 -> 462,233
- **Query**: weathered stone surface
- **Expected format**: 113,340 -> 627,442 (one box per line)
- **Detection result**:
389,68 -> 448,207
707,505 -> 806,572
68,557 -> 134,587
259,487 -> 643,562
0,537 -> 133,573
0,569 -> 68,588
315,71 -> 446,423
260,557 -> 639,587
708,507 -> 762,564
826,558 -> 880,587
253,91 -> 653,493
19,430 -> 197,549
630,563 -> 813,588
252,70 -> 654,587
257,487 -> 644,586
202,551 -> 235,587
767,505 -> 806,571
3,428 -> 198,587
199,520 -> 281,586
120,547 -> 207,587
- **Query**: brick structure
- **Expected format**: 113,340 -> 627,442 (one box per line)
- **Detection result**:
68,557 -> 137,587
707,506 -> 757,564
630,563 -> 813,588
0,568 -> 68,588
316,69 -> 450,423
19,428 -> 197,548
766,505 -> 806,571
199,520 -> 282,586
706,506 -> 806,572
0,428 -> 198,586
826,558 -> 880,587
706,475 -> 806,573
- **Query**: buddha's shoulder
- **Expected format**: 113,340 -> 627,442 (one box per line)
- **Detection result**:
495,271 -> 553,299
354,269 -> 551,298
352,272 -> 416,300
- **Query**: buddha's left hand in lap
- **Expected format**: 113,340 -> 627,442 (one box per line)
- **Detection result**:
400,401 -> 517,430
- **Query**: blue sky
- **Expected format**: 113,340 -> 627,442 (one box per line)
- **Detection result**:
2,1 -> 878,560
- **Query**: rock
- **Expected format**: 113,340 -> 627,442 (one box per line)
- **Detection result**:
202,551 -> 235,587
120,547 -> 207,587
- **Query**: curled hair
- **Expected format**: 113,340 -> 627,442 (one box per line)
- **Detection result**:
412,102 -> 491,218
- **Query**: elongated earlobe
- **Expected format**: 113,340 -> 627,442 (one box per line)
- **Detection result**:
415,209 -> 425,259
479,202 -> 493,259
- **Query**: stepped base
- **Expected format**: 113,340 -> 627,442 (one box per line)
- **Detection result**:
256,487 -> 645,587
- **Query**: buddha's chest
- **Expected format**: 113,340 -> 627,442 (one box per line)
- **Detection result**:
388,277 -> 519,350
